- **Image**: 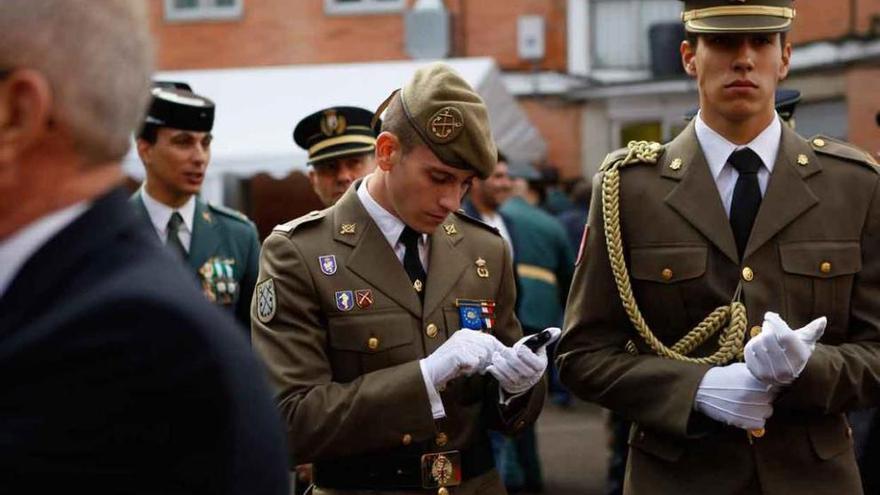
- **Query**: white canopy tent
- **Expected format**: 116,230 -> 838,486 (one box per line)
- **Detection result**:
123,57 -> 547,203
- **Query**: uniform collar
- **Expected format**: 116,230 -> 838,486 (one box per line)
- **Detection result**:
356,174 -> 427,248
695,111 -> 781,180
140,185 -> 196,235
0,201 -> 89,297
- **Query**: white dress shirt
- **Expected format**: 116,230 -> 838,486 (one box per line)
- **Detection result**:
480,211 -> 515,259
0,202 -> 89,298
357,178 -> 447,418
695,111 -> 782,217
140,187 -> 196,252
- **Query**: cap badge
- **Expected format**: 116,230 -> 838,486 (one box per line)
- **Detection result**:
428,106 -> 464,144
320,109 -> 347,137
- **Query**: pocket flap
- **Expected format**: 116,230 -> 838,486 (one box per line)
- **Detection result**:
779,241 -> 861,278
628,424 -> 685,462
327,311 -> 414,353
808,414 -> 853,460
630,245 -> 707,283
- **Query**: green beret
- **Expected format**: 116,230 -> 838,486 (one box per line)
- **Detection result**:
680,0 -> 795,33
398,63 -> 497,179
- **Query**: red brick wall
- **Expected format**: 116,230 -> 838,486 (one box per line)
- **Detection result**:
846,67 -> 880,162
791,0 -> 880,45
519,97 -> 583,180
148,0 -> 566,71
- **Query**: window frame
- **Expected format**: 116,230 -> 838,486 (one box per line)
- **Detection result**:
323,0 -> 407,16
589,0 -> 680,72
164,0 -> 244,22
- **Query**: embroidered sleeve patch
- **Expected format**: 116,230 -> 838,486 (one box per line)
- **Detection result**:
256,278 -> 276,323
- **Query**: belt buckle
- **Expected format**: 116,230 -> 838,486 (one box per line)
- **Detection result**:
421,450 -> 462,490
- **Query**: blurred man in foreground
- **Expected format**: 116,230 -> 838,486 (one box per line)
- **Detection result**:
0,1 -> 289,492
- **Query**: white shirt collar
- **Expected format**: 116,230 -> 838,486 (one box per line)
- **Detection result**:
695,111 -> 782,180
356,175 -> 427,248
0,201 -> 90,297
140,186 -> 196,235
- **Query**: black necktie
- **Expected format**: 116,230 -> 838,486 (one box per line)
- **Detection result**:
399,226 -> 427,300
166,211 -> 188,259
728,148 -> 763,260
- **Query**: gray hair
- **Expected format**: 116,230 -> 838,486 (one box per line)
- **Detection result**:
0,0 -> 154,163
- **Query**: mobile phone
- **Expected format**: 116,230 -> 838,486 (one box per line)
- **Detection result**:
523,328 -> 557,352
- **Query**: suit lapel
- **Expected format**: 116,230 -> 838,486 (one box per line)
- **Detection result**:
335,185 -> 422,318
188,199 -> 221,271
423,216 -> 469,317
663,123 -> 740,264
743,124 -> 820,259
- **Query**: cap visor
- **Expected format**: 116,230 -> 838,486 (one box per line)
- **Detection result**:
686,15 -> 792,33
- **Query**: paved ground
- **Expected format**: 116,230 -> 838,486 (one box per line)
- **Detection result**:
527,400 -> 610,495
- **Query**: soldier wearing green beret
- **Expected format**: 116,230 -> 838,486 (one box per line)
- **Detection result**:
133,84 -> 261,333
252,63 -> 550,495
294,106 -> 378,207
558,1 -> 880,493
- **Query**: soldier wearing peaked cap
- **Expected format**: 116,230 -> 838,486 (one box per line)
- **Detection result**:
252,63 -> 548,495
294,106 -> 378,207
133,83 -> 261,333
557,1 -> 880,494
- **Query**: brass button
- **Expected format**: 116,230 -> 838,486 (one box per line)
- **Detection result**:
402,433 -> 412,446
742,266 -> 754,282
426,323 -> 439,338
438,488 -> 450,495
820,261 -> 832,274
367,337 -> 379,351
661,268 -> 673,281
813,138 -> 826,147
750,325 -> 762,338
751,428 -> 766,438
435,432 -> 448,447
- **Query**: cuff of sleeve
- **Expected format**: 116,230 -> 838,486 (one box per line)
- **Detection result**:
498,386 -> 529,406
420,359 -> 447,419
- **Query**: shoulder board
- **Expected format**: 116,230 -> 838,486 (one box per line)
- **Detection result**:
599,141 -> 665,172
273,209 -> 326,235
452,210 -> 500,236
207,203 -> 252,223
810,135 -> 879,173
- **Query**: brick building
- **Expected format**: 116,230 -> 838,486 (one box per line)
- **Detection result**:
146,0 -> 879,186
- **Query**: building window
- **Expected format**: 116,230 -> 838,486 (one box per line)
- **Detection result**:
591,0 -> 680,71
324,0 -> 406,16
164,0 -> 243,22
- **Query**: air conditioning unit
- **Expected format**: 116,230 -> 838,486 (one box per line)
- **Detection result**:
405,0 -> 450,60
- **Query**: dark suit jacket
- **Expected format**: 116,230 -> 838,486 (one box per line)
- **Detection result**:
0,187 -> 289,494
558,122 -> 880,494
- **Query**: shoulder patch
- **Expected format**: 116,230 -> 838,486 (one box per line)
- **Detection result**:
207,203 -> 252,223
453,210 -> 501,236
273,209 -> 327,235
810,135 -> 879,173
599,141 -> 665,172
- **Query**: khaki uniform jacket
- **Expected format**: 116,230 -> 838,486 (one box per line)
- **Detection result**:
558,121 -> 880,495
252,182 -> 545,494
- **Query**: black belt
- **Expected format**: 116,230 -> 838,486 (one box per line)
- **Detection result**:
313,439 -> 494,490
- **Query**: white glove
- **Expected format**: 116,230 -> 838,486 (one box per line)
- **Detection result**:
486,328 -> 561,395
694,363 -> 777,431
745,312 -> 826,386
421,330 -> 504,389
